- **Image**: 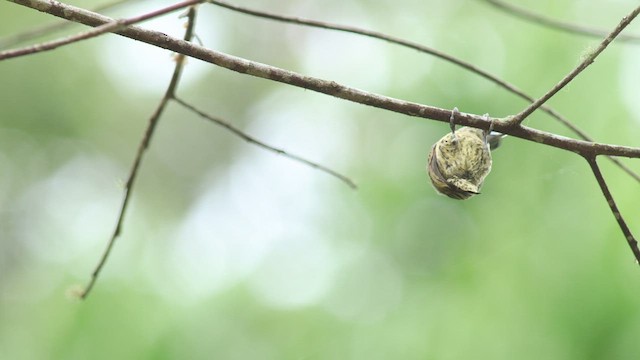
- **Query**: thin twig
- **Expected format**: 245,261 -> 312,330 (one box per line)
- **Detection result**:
80,6 -> 199,300
586,156 -> 640,265
7,0 -> 640,160
173,97 -> 357,189
0,0 -> 204,60
0,0 -> 143,49
480,0 -> 640,44
511,6 -> 640,124
205,0 -> 640,183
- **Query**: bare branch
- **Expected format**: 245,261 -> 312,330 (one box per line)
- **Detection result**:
585,156 -> 640,266
7,0 -> 640,160
511,6 -> 640,124
0,0 -> 143,49
0,0 -> 204,60
480,0 -> 640,44
205,0 -> 640,184
173,97 -> 357,189
80,5 -> 199,300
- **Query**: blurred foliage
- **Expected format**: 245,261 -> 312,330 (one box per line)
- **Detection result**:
2,0 -> 640,359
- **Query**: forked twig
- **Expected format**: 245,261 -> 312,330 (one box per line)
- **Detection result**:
205,0 -> 640,183
78,5 -> 356,297
173,97 -> 357,189
586,156 -> 640,264
80,6 -> 199,300
508,4 -> 640,267
480,0 -> 640,44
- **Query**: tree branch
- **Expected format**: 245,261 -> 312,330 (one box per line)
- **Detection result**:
7,0 -> 640,271
480,0 -> 640,44
205,0 -> 640,184
6,0 -> 640,160
6,0 -> 640,181
173,97 -> 357,189
0,0 -> 142,49
0,0 -> 204,60
80,5 -> 200,300
75,4 -> 357,298
586,156 -> 640,265
511,5 -> 640,124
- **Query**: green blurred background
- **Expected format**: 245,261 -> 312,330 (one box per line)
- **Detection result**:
2,0 -> 640,358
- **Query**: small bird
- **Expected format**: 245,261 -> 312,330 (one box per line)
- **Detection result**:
427,109 -> 502,200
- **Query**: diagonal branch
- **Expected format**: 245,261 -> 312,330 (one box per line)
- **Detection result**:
173,97 -> 357,189
511,5 -> 640,124
80,5 -> 199,300
585,156 -> 640,265
480,0 -> 640,44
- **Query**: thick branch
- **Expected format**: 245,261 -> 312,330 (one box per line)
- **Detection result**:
7,0 -> 640,160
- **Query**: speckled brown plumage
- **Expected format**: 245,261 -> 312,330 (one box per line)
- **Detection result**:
427,127 -> 492,200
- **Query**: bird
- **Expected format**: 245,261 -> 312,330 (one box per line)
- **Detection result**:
427,108 -> 502,200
